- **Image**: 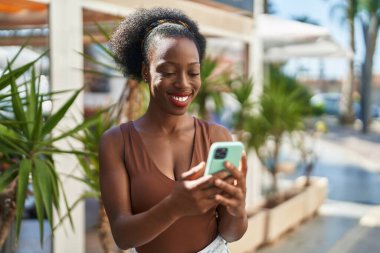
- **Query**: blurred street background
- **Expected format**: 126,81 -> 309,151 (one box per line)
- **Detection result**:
1,1 -> 380,253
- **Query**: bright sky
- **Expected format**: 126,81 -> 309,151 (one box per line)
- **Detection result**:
270,0 -> 380,79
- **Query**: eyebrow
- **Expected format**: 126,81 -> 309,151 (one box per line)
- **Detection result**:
157,61 -> 200,66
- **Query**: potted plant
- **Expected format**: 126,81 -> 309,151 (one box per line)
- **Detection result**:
228,76 -> 254,142
242,65 -> 318,243
0,49 -> 99,250
292,121 -> 328,219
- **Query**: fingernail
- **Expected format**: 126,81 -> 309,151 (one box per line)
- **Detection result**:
215,179 -> 222,185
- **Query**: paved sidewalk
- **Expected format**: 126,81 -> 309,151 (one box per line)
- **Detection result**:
257,119 -> 380,253
257,201 -> 377,253
327,205 -> 380,253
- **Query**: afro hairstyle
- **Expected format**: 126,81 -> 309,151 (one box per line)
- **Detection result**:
109,7 -> 206,81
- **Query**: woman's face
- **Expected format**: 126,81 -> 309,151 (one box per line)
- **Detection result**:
144,37 -> 201,116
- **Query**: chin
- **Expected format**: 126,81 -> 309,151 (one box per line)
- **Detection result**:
167,108 -> 188,116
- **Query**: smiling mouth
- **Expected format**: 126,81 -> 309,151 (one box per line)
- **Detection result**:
167,93 -> 192,107
171,95 -> 189,102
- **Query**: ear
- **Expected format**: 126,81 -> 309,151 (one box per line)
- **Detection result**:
141,64 -> 150,84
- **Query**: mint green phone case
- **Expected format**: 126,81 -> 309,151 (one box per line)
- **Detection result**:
204,142 -> 244,175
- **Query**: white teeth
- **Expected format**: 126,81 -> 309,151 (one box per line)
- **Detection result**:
172,96 -> 189,102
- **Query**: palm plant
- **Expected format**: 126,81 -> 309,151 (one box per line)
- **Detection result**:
327,0 -> 359,124
244,66 -> 312,204
191,57 -> 231,120
70,108 -> 116,253
357,0 -> 380,132
0,50 -> 99,248
228,77 -> 254,142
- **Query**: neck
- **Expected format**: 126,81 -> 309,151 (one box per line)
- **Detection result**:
138,101 -> 192,134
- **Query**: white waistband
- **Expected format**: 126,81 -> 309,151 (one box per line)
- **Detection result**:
130,235 -> 229,253
197,235 -> 229,253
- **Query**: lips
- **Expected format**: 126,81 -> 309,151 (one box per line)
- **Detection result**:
167,92 -> 192,107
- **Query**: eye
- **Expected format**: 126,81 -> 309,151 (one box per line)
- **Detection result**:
162,72 -> 176,78
188,72 -> 200,77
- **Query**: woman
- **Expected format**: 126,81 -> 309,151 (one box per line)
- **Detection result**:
99,7 -> 248,253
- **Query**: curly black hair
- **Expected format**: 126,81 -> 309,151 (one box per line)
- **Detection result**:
109,7 -> 206,81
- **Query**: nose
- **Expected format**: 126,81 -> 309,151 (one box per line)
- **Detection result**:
174,71 -> 191,89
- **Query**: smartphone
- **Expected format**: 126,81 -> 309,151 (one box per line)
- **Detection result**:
204,141 -> 244,176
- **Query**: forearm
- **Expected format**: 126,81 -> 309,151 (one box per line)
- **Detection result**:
111,196 -> 179,249
217,209 -> 248,242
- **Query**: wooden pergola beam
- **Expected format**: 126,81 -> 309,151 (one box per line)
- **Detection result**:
80,0 -> 253,42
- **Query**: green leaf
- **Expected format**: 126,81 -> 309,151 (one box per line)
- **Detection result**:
16,159 -> 32,239
26,67 -> 37,135
45,161 -> 60,212
79,52 -> 118,71
37,149 -> 95,156
41,88 -> 82,137
0,133 -> 27,155
85,32 -> 115,59
0,165 -> 17,192
52,191 -> 98,232
95,22 -> 112,41
0,53 -> 45,91
34,159 -> 54,230
6,43 -> 28,69
32,95 -> 43,141
47,108 -> 108,144
80,68 -> 122,78
56,176 -> 75,231
10,75 -> 28,136
31,166 -> 46,246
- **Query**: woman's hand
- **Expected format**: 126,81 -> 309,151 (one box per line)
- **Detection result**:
214,151 -> 247,217
167,162 -> 228,218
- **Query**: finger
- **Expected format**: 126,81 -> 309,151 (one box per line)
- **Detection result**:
215,194 -> 239,208
207,173 -> 233,188
214,178 -> 243,199
211,170 -> 231,180
223,177 -> 235,186
201,187 -> 224,199
224,161 -> 245,189
181,161 -> 205,180
240,151 -> 248,178
187,174 -> 216,190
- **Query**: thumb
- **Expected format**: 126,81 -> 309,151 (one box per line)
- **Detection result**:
241,151 -> 248,178
180,161 -> 206,181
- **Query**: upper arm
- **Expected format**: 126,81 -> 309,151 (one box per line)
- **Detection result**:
99,126 -> 132,227
209,123 -> 233,143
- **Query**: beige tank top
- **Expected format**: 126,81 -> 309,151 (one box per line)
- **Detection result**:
119,118 -> 218,253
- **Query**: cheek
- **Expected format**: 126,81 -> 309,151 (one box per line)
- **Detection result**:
150,76 -> 167,96
193,78 -> 201,91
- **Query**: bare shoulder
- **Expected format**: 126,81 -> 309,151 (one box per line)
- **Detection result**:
208,122 -> 233,143
99,124 -> 125,157
101,125 -> 123,142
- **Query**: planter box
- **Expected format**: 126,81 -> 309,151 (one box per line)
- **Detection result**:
265,189 -> 308,243
227,176 -> 328,252
301,177 -> 328,218
265,176 -> 328,244
228,210 -> 267,253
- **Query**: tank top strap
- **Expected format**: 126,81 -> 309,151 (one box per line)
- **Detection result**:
191,118 -> 212,166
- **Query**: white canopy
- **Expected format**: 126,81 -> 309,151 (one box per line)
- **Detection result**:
264,36 -> 353,61
255,14 -> 353,61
